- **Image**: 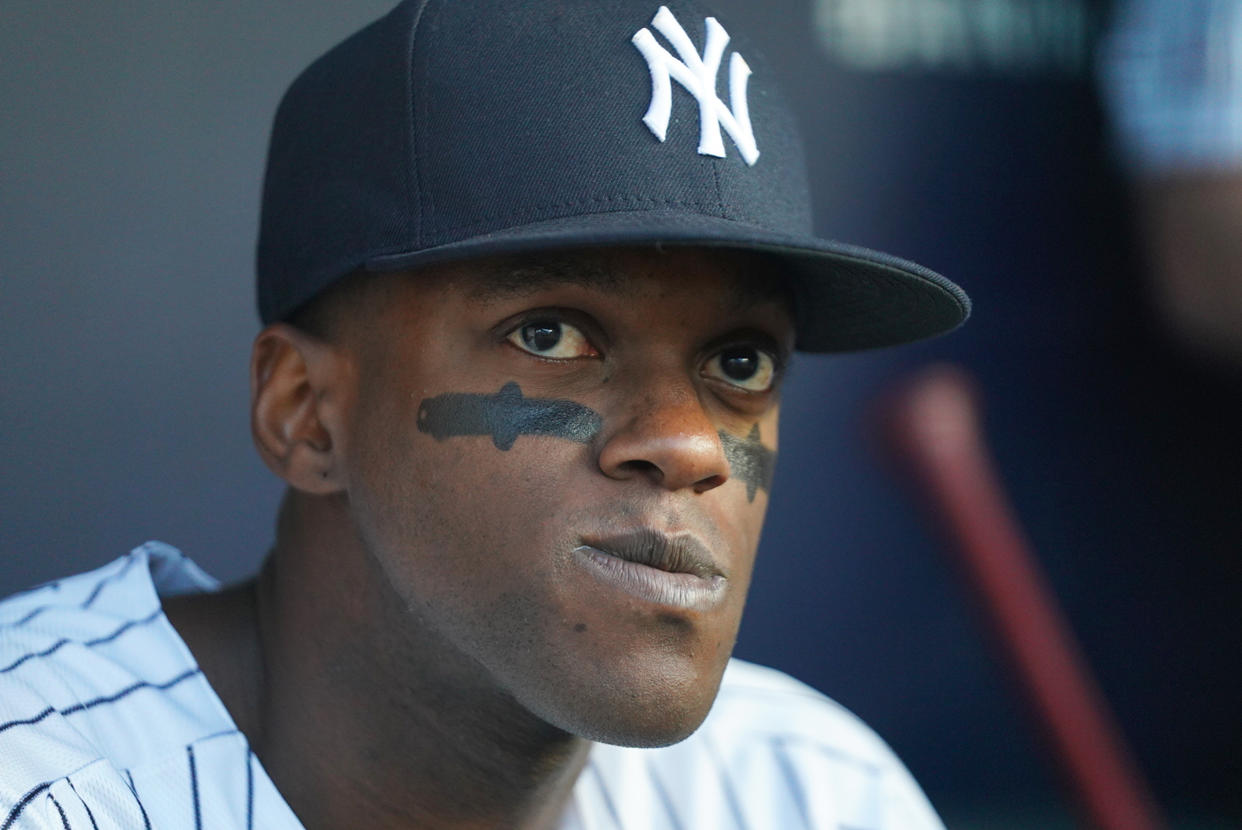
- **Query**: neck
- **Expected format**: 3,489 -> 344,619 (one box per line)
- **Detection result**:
175,490 -> 592,830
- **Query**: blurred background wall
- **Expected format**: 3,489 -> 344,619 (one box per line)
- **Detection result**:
3,1 -> 1239,827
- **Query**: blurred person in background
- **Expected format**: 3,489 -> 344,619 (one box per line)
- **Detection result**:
1099,0 -> 1242,367
783,0 -> 1242,826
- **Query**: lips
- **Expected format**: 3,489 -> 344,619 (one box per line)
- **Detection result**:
581,528 -> 724,579
573,528 -> 727,611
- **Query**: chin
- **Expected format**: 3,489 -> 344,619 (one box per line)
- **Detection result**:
562,702 -> 714,748
530,661 -> 727,749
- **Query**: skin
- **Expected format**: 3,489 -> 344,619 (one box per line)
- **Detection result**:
164,247 -> 793,829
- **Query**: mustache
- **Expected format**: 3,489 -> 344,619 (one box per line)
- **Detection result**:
578,528 -> 724,579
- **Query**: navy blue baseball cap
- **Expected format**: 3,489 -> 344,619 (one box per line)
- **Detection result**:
256,0 -> 969,352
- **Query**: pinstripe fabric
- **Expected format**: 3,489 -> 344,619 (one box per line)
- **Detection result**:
0,544 -> 943,828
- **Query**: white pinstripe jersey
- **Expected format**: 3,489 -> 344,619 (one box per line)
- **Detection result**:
0,542 -> 945,829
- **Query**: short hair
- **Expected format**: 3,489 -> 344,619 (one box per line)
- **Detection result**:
283,267 -> 391,342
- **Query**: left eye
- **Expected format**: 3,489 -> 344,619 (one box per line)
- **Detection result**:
506,319 -> 597,359
703,345 -> 776,392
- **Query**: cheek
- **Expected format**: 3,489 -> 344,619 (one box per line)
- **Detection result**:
720,416 -> 778,565
714,476 -> 775,603
715,499 -> 766,602
349,399 -> 580,602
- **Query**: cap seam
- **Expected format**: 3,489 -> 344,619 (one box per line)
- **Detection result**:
402,2 -> 425,248
710,148 -> 726,215
411,0 -> 440,249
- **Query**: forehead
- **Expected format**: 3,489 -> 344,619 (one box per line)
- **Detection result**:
460,247 -> 792,314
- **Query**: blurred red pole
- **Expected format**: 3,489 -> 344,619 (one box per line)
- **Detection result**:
875,364 -> 1163,830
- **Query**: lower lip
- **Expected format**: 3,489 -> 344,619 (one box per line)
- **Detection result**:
572,546 -> 726,612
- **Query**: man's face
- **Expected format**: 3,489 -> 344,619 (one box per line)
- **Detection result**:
333,247 -> 793,746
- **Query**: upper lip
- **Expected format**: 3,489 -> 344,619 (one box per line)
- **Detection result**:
579,529 -> 724,580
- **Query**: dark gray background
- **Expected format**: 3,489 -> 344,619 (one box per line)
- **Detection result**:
3,2 -> 395,585
5,2 -> 1239,827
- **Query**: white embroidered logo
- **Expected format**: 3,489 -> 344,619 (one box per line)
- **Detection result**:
632,6 -> 759,165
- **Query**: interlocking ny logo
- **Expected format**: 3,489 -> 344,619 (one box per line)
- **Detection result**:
632,6 -> 759,165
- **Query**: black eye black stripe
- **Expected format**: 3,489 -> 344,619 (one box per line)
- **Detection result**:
718,424 -> 775,502
417,382 -> 601,451
417,383 -> 775,501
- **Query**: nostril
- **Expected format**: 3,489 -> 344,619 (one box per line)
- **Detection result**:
618,459 -> 662,480
693,474 -> 727,494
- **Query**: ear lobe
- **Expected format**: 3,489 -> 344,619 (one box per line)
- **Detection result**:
250,324 -> 350,494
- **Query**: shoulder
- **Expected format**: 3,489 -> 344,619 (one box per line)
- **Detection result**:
0,542 -> 237,828
579,659 -> 944,830
0,543 -> 215,750
705,659 -> 918,773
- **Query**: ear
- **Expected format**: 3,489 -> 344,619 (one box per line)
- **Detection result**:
250,324 -> 352,494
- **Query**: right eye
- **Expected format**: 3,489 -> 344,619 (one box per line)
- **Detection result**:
703,344 -> 777,392
506,319 -> 598,360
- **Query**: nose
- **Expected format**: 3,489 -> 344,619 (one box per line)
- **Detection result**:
597,382 -> 730,494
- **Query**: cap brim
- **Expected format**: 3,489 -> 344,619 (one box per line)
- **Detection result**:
367,210 -> 970,353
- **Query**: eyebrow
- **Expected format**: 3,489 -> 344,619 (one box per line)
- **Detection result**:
467,252 -> 791,314
468,259 -> 623,303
